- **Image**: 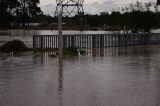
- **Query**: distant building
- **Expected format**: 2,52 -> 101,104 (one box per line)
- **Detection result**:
26,23 -> 41,27
10,22 -> 41,28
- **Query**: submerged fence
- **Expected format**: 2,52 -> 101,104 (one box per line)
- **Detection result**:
33,33 -> 160,52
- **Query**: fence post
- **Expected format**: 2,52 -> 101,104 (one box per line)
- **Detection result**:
118,35 -> 120,47
100,35 -> 104,56
71,36 -> 74,47
92,35 -> 96,48
40,36 -> 44,50
33,35 -> 36,52
100,35 -> 104,48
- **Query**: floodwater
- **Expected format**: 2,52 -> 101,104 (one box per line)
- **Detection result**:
0,45 -> 160,106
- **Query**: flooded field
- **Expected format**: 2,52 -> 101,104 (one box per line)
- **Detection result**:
0,45 -> 160,106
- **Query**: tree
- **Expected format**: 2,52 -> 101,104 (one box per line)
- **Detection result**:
0,0 -> 20,29
17,0 -> 42,27
157,0 -> 160,5
145,2 -> 152,12
135,1 -> 143,12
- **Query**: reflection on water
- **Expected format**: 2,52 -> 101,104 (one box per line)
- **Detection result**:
58,58 -> 64,106
0,45 -> 160,106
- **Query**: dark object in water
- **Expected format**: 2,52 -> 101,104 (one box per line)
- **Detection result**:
0,40 -> 30,52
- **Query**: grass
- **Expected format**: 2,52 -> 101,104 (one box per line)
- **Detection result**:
33,52 -> 42,57
48,47 -> 86,58
63,47 -> 85,56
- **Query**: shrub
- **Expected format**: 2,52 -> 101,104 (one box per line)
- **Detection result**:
63,47 -> 85,56
0,40 -> 30,52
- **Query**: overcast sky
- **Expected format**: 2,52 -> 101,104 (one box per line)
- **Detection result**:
39,0 -> 155,15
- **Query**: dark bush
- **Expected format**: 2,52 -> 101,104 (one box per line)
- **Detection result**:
0,40 -> 30,52
63,47 -> 78,56
63,47 -> 85,56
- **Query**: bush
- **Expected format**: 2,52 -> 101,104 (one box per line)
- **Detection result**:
0,40 -> 30,52
63,47 -> 85,56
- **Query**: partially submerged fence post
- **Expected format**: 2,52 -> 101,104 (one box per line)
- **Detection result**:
71,36 -> 74,47
100,35 -> 104,48
100,35 -> 105,56
92,35 -> 96,48
33,35 -> 36,52
40,36 -> 44,50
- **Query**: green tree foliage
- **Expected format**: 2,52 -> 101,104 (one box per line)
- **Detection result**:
0,0 -> 20,28
17,0 -> 42,27
0,0 -> 42,29
1,0 -> 160,31
81,1 -> 160,32
157,0 -> 160,5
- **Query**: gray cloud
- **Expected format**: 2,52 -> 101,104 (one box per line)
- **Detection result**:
41,4 -> 56,15
84,0 -> 117,14
41,0 -> 117,15
40,0 -> 154,15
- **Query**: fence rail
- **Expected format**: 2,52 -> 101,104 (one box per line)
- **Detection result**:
33,33 -> 160,52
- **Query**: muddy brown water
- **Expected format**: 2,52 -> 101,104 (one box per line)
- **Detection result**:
0,45 -> 160,106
